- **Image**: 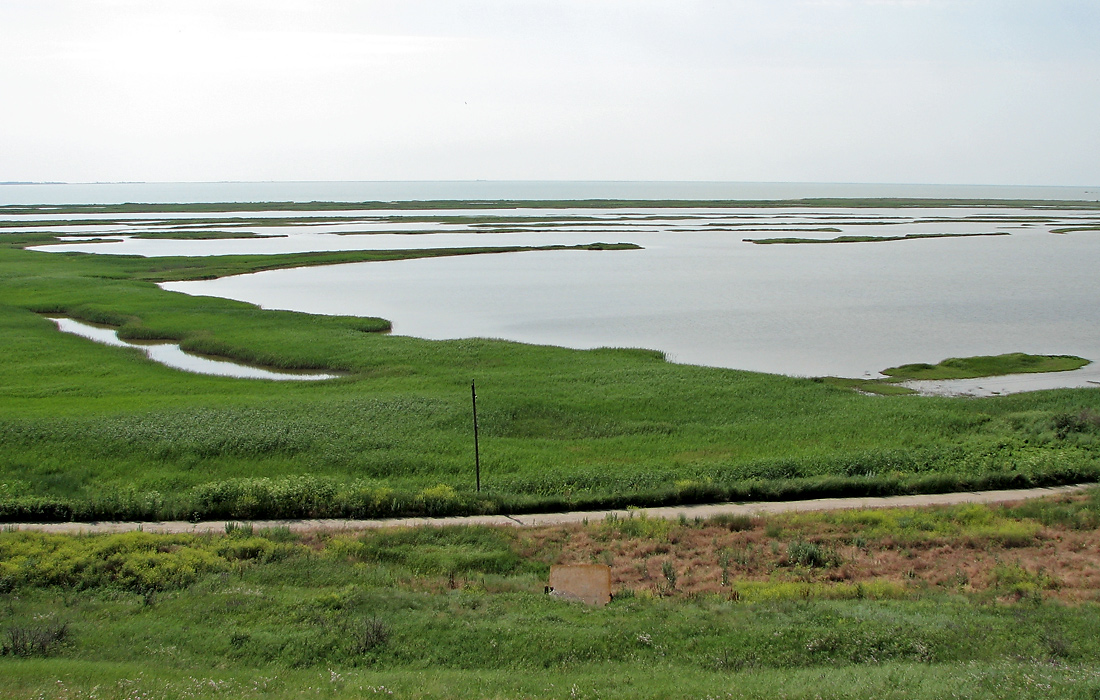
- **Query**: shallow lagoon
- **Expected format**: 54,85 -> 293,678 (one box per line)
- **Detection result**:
151,211 -> 1100,380
22,205 -> 1100,256
23,204 -> 1100,380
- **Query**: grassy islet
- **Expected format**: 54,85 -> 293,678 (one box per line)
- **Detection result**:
744,232 -> 1009,245
883,353 -> 1091,380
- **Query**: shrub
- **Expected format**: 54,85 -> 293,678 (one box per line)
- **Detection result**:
991,561 -> 1059,598
347,617 -> 390,654
191,476 -> 340,519
1053,409 -> 1100,439
0,531 -> 237,592
225,521 -> 254,537
415,484 -> 460,516
0,497 -> 74,523
661,560 -> 677,591
1,622 -> 69,657
786,540 -> 841,569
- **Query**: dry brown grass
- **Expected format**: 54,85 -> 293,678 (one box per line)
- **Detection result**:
534,499 -> 1100,602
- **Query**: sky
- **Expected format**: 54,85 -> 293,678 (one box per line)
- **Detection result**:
1,0 -> 1098,185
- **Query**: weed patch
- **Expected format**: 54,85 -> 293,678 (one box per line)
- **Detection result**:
1,622 -> 68,657
786,540 -> 842,569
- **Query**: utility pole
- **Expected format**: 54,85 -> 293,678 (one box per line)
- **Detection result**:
471,380 -> 481,493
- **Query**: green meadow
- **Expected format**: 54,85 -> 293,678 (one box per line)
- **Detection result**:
5,494 -> 1100,699
1,203 -> 1099,522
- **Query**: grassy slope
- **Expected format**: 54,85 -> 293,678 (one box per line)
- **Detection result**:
4,494 -> 1100,698
0,224 -> 1099,521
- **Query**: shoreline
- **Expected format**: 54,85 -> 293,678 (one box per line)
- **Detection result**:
900,369 -> 1100,397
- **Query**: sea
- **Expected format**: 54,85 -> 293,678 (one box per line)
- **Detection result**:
1,180 -> 1099,206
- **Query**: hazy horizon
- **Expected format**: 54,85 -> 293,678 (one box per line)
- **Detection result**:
3,1 -> 1098,187
4,179 -> 1100,187
4,180 -> 1100,207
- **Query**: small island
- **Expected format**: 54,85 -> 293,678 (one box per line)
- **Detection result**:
822,352 -> 1092,395
881,352 -> 1091,380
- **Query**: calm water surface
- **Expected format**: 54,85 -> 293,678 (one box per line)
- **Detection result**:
50,318 -> 336,381
20,202 -> 1100,380
157,220 -> 1100,378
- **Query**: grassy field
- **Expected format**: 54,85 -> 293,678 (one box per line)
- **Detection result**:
3,491 -> 1100,698
2,212 -> 1100,521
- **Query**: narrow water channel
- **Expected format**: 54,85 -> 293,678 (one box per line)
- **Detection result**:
49,317 -> 337,381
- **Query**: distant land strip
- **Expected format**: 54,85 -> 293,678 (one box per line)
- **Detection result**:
744,232 -> 1010,245
2,197 -> 1100,215
1051,225 -> 1100,234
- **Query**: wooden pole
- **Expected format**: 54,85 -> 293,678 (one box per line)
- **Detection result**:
471,380 -> 481,493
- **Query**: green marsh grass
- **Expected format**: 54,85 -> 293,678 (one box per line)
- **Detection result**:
1,223 -> 1100,521
816,376 -> 916,395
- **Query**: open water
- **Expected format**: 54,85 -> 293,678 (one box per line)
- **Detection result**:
2,180 -> 1099,205
9,188 -> 1100,383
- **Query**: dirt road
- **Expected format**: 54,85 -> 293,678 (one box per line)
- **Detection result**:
5,484 -> 1090,535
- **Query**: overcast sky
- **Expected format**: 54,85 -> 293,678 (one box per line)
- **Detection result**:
1,0 -> 1097,185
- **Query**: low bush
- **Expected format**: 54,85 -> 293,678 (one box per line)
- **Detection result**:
0,530 -> 297,592
1053,409 -> 1100,439
347,616 -> 391,654
991,561 -> 1059,598
786,540 -> 842,569
1,622 -> 68,657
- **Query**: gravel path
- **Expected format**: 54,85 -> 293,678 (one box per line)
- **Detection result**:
6,484 -> 1090,535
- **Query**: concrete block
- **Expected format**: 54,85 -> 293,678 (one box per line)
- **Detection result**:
548,564 -> 611,606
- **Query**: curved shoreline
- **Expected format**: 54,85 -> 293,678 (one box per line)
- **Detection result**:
899,364 -> 1100,397
49,317 -> 338,381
